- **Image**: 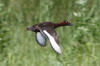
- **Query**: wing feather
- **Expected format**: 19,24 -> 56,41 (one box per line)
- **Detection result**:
36,32 -> 46,46
43,30 -> 61,54
37,26 -> 62,54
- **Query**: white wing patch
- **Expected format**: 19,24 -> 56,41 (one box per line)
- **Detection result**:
43,30 -> 62,54
36,32 -> 46,46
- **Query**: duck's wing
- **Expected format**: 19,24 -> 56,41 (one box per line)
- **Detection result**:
37,26 -> 62,54
36,32 -> 46,46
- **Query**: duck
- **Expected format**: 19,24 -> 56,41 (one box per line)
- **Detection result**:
27,20 -> 73,54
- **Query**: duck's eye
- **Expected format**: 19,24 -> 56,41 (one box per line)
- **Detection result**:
66,21 -> 69,23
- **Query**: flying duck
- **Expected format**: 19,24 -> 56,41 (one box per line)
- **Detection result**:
27,21 -> 73,54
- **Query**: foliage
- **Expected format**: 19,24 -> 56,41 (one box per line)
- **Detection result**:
0,0 -> 100,66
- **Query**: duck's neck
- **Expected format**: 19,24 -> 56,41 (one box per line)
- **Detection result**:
54,21 -> 68,28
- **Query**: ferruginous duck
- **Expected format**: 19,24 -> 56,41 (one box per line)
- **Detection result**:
27,21 -> 73,54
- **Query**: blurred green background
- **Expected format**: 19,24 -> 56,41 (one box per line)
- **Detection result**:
0,0 -> 100,66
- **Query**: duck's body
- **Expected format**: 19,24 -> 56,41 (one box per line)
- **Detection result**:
27,21 -> 73,54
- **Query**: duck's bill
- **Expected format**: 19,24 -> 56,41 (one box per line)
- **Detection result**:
67,22 -> 73,26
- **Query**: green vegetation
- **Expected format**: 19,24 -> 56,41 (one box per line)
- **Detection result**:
0,0 -> 100,66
